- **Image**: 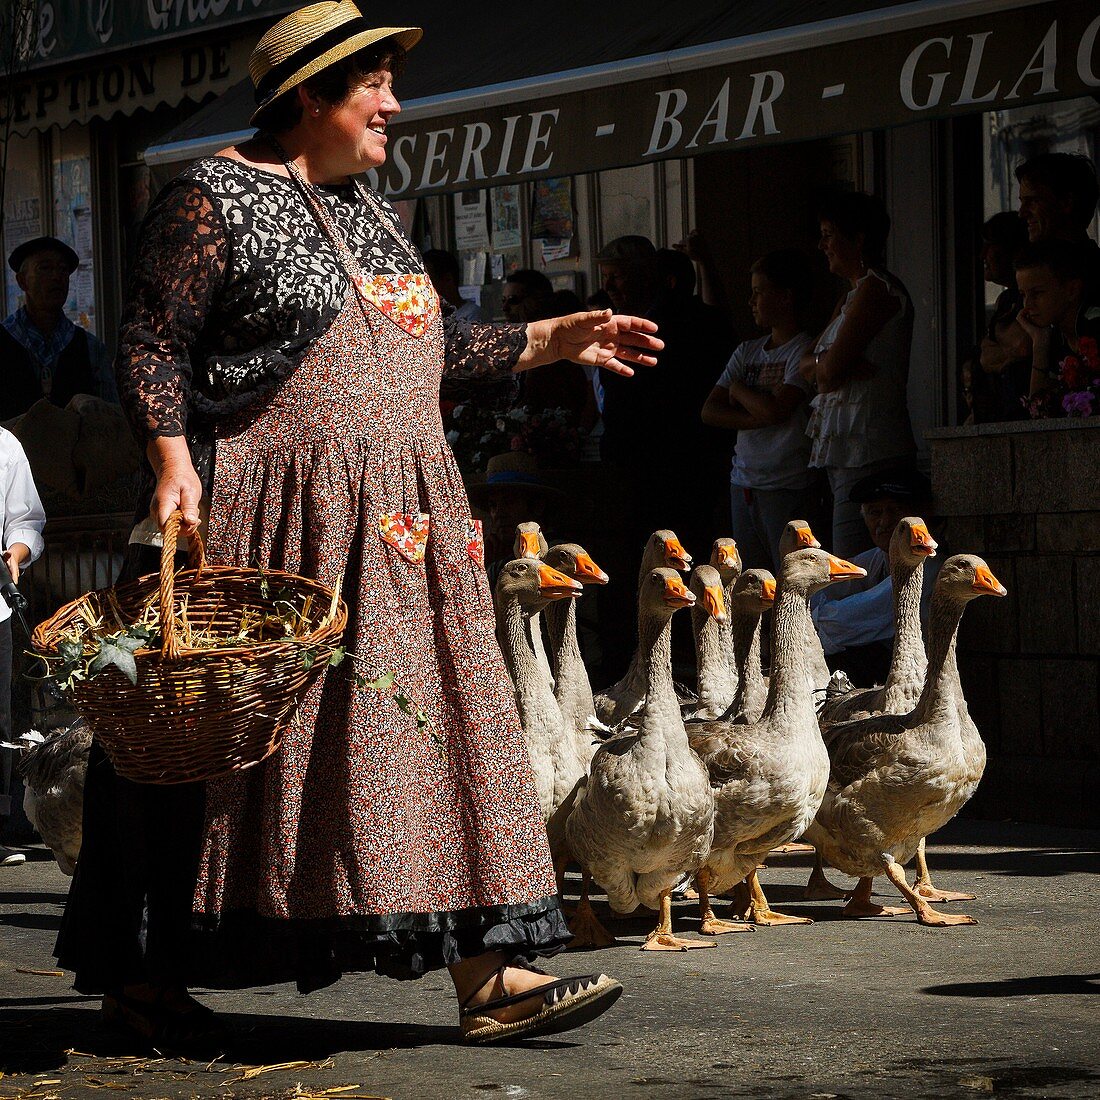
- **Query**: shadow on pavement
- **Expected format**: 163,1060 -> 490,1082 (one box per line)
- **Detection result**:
922,973 -> 1100,998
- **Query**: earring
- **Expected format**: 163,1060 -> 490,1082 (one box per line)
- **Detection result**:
312,108 -> 320,116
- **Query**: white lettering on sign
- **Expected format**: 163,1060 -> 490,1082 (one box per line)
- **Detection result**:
419,128 -> 455,190
900,36 -> 952,110
519,109 -> 559,173
494,115 -> 521,177
385,134 -> 416,196
147,0 -> 261,32
1006,21 -> 1058,99
455,122 -> 492,183
953,32 -> 1001,105
737,70 -> 784,139
1079,13 -> 1100,87
688,77 -> 730,148
646,89 -> 688,156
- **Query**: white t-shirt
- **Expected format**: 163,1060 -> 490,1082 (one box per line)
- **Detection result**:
716,332 -> 814,490
0,427 -> 46,625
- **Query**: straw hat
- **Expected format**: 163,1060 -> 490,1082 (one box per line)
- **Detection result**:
248,1 -> 422,125
467,452 -> 567,507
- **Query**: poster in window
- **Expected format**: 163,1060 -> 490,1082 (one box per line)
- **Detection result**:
454,190 -> 490,252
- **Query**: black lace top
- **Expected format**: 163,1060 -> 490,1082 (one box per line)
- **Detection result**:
116,157 -> 528,444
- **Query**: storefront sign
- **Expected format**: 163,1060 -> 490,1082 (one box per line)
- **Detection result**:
363,0 -> 1100,198
4,0 -> 296,72
2,36 -> 253,133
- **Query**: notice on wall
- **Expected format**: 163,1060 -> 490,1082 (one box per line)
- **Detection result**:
453,190 -> 490,252
490,184 -> 521,253
3,194 -> 41,314
461,251 -> 487,287
52,156 -> 96,333
531,178 -> 573,240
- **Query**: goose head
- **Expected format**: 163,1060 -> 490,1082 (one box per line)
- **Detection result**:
889,516 -> 938,568
495,557 -> 583,611
640,566 -> 696,620
514,521 -> 548,560
780,547 -> 866,597
933,554 -> 1008,603
544,542 -> 609,585
779,520 -> 822,557
646,529 -> 692,571
730,568 -> 777,615
689,564 -> 728,624
709,537 -> 742,586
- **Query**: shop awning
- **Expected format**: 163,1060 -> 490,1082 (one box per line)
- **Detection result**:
144,0 -> 1100,196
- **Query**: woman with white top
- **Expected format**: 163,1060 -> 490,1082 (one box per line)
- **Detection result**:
800,192 -> 916,557
702,249 -> 815,572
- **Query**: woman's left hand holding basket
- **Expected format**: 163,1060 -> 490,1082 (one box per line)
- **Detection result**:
148,436 -> 203,536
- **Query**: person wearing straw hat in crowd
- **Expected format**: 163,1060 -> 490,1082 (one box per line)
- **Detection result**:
55,0 -> 660,1050
468,451 -> 566,588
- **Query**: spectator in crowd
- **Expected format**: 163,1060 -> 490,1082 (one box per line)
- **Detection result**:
1015,153 -> 1100,264
800,192 -> 916,557
596,234 -> 733,677
421,248 -> 487,322
975,211 -> 1030,421
673,228 -> 734,335
0,425 -> 46,867
1014,240 -> 1100,418
811,467 -> 941,688
702,249 -> 815,572
501,269 -> 554,323
1,237 -> 116,421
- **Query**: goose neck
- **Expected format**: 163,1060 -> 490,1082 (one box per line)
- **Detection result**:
762,584 -> 812,719
913,590 -> 966,724
883,557 -> 927,699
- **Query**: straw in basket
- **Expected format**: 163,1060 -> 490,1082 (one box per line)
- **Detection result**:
32,510 -> 348,784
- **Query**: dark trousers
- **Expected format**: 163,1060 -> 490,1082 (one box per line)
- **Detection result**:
1,619 -> 12,822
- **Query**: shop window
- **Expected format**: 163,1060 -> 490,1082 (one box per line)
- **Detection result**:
1,132 -> 44,319
50,125 -> 96,333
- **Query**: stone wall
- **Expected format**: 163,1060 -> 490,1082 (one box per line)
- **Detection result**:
927,418 -> 1100,828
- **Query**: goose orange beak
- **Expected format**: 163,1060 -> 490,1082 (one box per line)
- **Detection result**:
972,564 -> 1007,596
663,574 -> 696,608
761,578 -> 777,605
716,542 -> 739,568
664,538 -> 691,570
518,531 -> 542,559
827,556 -> 867,579
702,585 -> 727,622
573,552 -> 609,584
538,563 -> 582,598
910,523 -> 938,556
797,525 -> 820,549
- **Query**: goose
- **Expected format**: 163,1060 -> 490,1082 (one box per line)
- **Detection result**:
542,542 -> 610,763
818,517 -> 938,725
687,548 -> 866,930
709,538 -> 742,688
806,516 -> 939,899
566,568 -> 715,951
777,520 -> 829,695
802,555 -> 1006,926
2,720 -> 92,875
493,558 -> 586,872
593,530 -> 692,726
725,568 -> 775,726
513,521 -> 554,689
685,564 -> 734,720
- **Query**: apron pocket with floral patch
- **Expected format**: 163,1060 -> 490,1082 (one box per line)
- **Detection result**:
379,510 -> 430,564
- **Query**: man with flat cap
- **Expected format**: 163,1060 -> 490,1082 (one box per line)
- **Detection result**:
1,236 -> 115,422
811,465 -> 943,687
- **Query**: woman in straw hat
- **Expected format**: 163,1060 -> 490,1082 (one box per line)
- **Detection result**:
56,1 -> 660,1048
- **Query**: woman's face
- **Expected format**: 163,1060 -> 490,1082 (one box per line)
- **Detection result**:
818,220 -> 863,279
321,66 -> 400,173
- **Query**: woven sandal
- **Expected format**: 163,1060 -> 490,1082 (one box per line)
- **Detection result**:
460,960 -> 623,1045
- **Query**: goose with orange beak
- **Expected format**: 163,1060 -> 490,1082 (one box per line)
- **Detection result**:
803,555 -> 1007,927
593,529 -> 693,727
685,564 -> 735,720
512,522 -> 555,689
566,569 -> 716,952
686,548 -> 866,931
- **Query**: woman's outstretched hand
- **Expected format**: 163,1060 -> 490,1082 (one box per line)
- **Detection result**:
518,310 -> 662,376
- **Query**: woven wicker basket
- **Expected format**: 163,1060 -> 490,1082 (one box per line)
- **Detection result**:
32,511 -> 348,785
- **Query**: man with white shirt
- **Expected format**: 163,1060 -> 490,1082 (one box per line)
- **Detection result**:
811,467 -> 941,687
0,427 -> 46,866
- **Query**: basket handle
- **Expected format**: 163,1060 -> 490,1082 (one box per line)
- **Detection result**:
160,510 -> 207,661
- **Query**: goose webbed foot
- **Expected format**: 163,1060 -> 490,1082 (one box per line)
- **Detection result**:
696,869 -> 754,935
748,869 -> 812,926
841,876 -> 909,918
643,891 -> 716,951
567,880 -> 616,949
881,855 -> 978,927
912,837 -> 976,901
804,856 -> 854,901
770,841 -> 816,855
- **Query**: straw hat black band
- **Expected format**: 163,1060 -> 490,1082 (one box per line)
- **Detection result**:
254,16 -> 371,105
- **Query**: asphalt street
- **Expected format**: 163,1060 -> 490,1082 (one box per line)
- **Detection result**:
1,817 -> 1098,1100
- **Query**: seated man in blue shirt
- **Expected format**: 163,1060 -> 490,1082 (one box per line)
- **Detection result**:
811,467 -> 942,688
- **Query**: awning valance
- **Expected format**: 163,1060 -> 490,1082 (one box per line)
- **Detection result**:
145,0 -> 1100,196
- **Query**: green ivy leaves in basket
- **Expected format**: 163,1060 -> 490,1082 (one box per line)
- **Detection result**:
35,624 -> 158,691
